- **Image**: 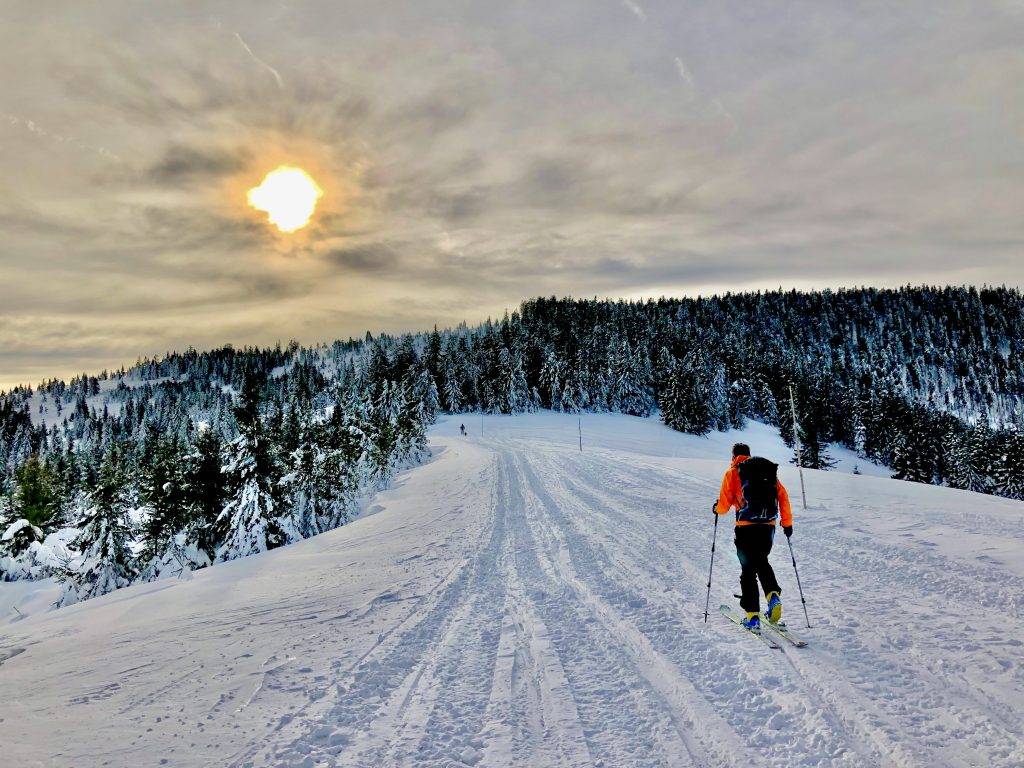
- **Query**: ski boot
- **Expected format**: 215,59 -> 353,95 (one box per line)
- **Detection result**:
740,611 -> 761,633
765,592 -> 782,624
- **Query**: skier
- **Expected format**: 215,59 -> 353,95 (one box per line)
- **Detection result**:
459,423 -> 466,436
715,442 -> 793,632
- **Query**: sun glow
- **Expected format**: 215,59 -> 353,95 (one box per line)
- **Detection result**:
247,166 -> 323,232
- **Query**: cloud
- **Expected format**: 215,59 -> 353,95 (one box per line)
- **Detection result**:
147,144 -> 250,183
0,0 -> 1022,386
425,189 -> 490,223
323,244 -> 400,274
521,156 -> 590,203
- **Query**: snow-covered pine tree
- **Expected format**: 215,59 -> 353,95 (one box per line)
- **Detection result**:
948,423 -> 994,494
0,495 -> 10,534
137,436 -> 189,570
498,347 -> 531,413
995,428 -> 1024,500
215,376 -> 290,562
611,342 -> 654,417
657,362 -> 682,430
137,434 -> 210,581
58,447 -> 137,605
440,353 -> 463,413
0,515 -> 47,582
6,423 -> 32,470
423,326 -> 443,384
412,368 -> 440,425
652,346 -> 676,404
890,432 -> 930,483
709,365 -> 729,431
280,414 -> 325,541
318,389 -> 369,529
12,454 -> 59,531
367,379 -> 401,488
539,348 -> 563,411
722,379 -> 746,431
779,378 -> 836,471
560,381 -> 578,413
0,518 -> 44,561
280,396 -> 365,540
397,382 -> 430,463
659,359 -> 713,435
184,425 -> 227,559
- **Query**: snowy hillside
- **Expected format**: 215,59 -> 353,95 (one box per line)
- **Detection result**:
1,412 -> 1022,767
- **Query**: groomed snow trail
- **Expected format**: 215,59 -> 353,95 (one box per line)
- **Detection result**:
2,413 -> 1023,768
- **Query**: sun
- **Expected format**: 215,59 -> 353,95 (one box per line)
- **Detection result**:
247,166 -> 323,233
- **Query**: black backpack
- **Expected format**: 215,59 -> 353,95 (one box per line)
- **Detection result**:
736,457 -> 779,524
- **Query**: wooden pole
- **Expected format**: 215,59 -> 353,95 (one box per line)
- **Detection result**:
578,416 -> 583,452
789,385 -> 808,510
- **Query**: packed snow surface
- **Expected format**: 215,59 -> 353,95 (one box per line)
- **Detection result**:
1,412 -> 1022,767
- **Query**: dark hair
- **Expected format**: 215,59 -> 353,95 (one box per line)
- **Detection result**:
732,442 -> 750,457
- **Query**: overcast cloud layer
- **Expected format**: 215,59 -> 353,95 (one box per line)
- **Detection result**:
1,1 -> 1022,388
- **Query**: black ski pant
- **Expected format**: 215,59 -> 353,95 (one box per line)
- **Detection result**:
735,524 -> 781,614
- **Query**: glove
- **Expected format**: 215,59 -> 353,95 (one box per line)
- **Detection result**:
712,501 -> 718,515
783,525 -> 793,538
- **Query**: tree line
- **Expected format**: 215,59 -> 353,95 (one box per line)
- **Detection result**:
0,346 -> 434,604
1,286 -> 1021,602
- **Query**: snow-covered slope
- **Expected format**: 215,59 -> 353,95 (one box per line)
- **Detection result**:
1,413 -> 1022,767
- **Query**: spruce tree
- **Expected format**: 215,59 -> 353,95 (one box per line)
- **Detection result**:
440,354 -> 463,413
137,435 -> 204,581
281,409 -> 355,539
367,380 -> 401,487
412,368 -> 440,425
58,447 -> 136,605
948,424 -> 994,493
498,348 -> 530,413
995,429 -> 1024,499
186,426 -> 227,559
612,343 -> 654,417
12,455 -> 59,531
659,361 -> 713,435
216,376 -> 289,561
539,349 -> 563,410
890,432 -> 924,482
138,436 -> 188,566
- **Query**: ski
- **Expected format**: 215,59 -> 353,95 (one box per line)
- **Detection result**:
762,620 -> 808,647
730,594 -> 808,647
719,604 -> 781,649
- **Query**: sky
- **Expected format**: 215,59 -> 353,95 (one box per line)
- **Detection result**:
1,1 -> 1022,390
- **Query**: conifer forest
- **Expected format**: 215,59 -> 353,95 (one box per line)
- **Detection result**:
1,286 -> 1021,603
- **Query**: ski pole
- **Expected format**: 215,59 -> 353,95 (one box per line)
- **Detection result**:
703,503 -> 719,623
787,536 -> 811,628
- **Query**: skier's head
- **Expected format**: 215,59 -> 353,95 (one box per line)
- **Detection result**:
732,442 -> 750,458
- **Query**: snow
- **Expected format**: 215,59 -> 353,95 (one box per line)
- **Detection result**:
1,411 -> 1021,767
2,517 -> 35,540
0,526 -> 77,585
0,577 -> 61,623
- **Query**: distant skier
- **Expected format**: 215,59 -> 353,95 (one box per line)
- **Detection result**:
460,423 -> 466,436
715,442 -> 793,632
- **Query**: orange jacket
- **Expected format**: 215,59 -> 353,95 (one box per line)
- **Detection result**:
716,455 -> 793,527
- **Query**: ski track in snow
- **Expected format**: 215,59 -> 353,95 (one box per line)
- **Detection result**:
1,412 -> 1023,767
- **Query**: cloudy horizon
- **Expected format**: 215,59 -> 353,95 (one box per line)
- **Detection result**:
2,0 -> 1022,390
